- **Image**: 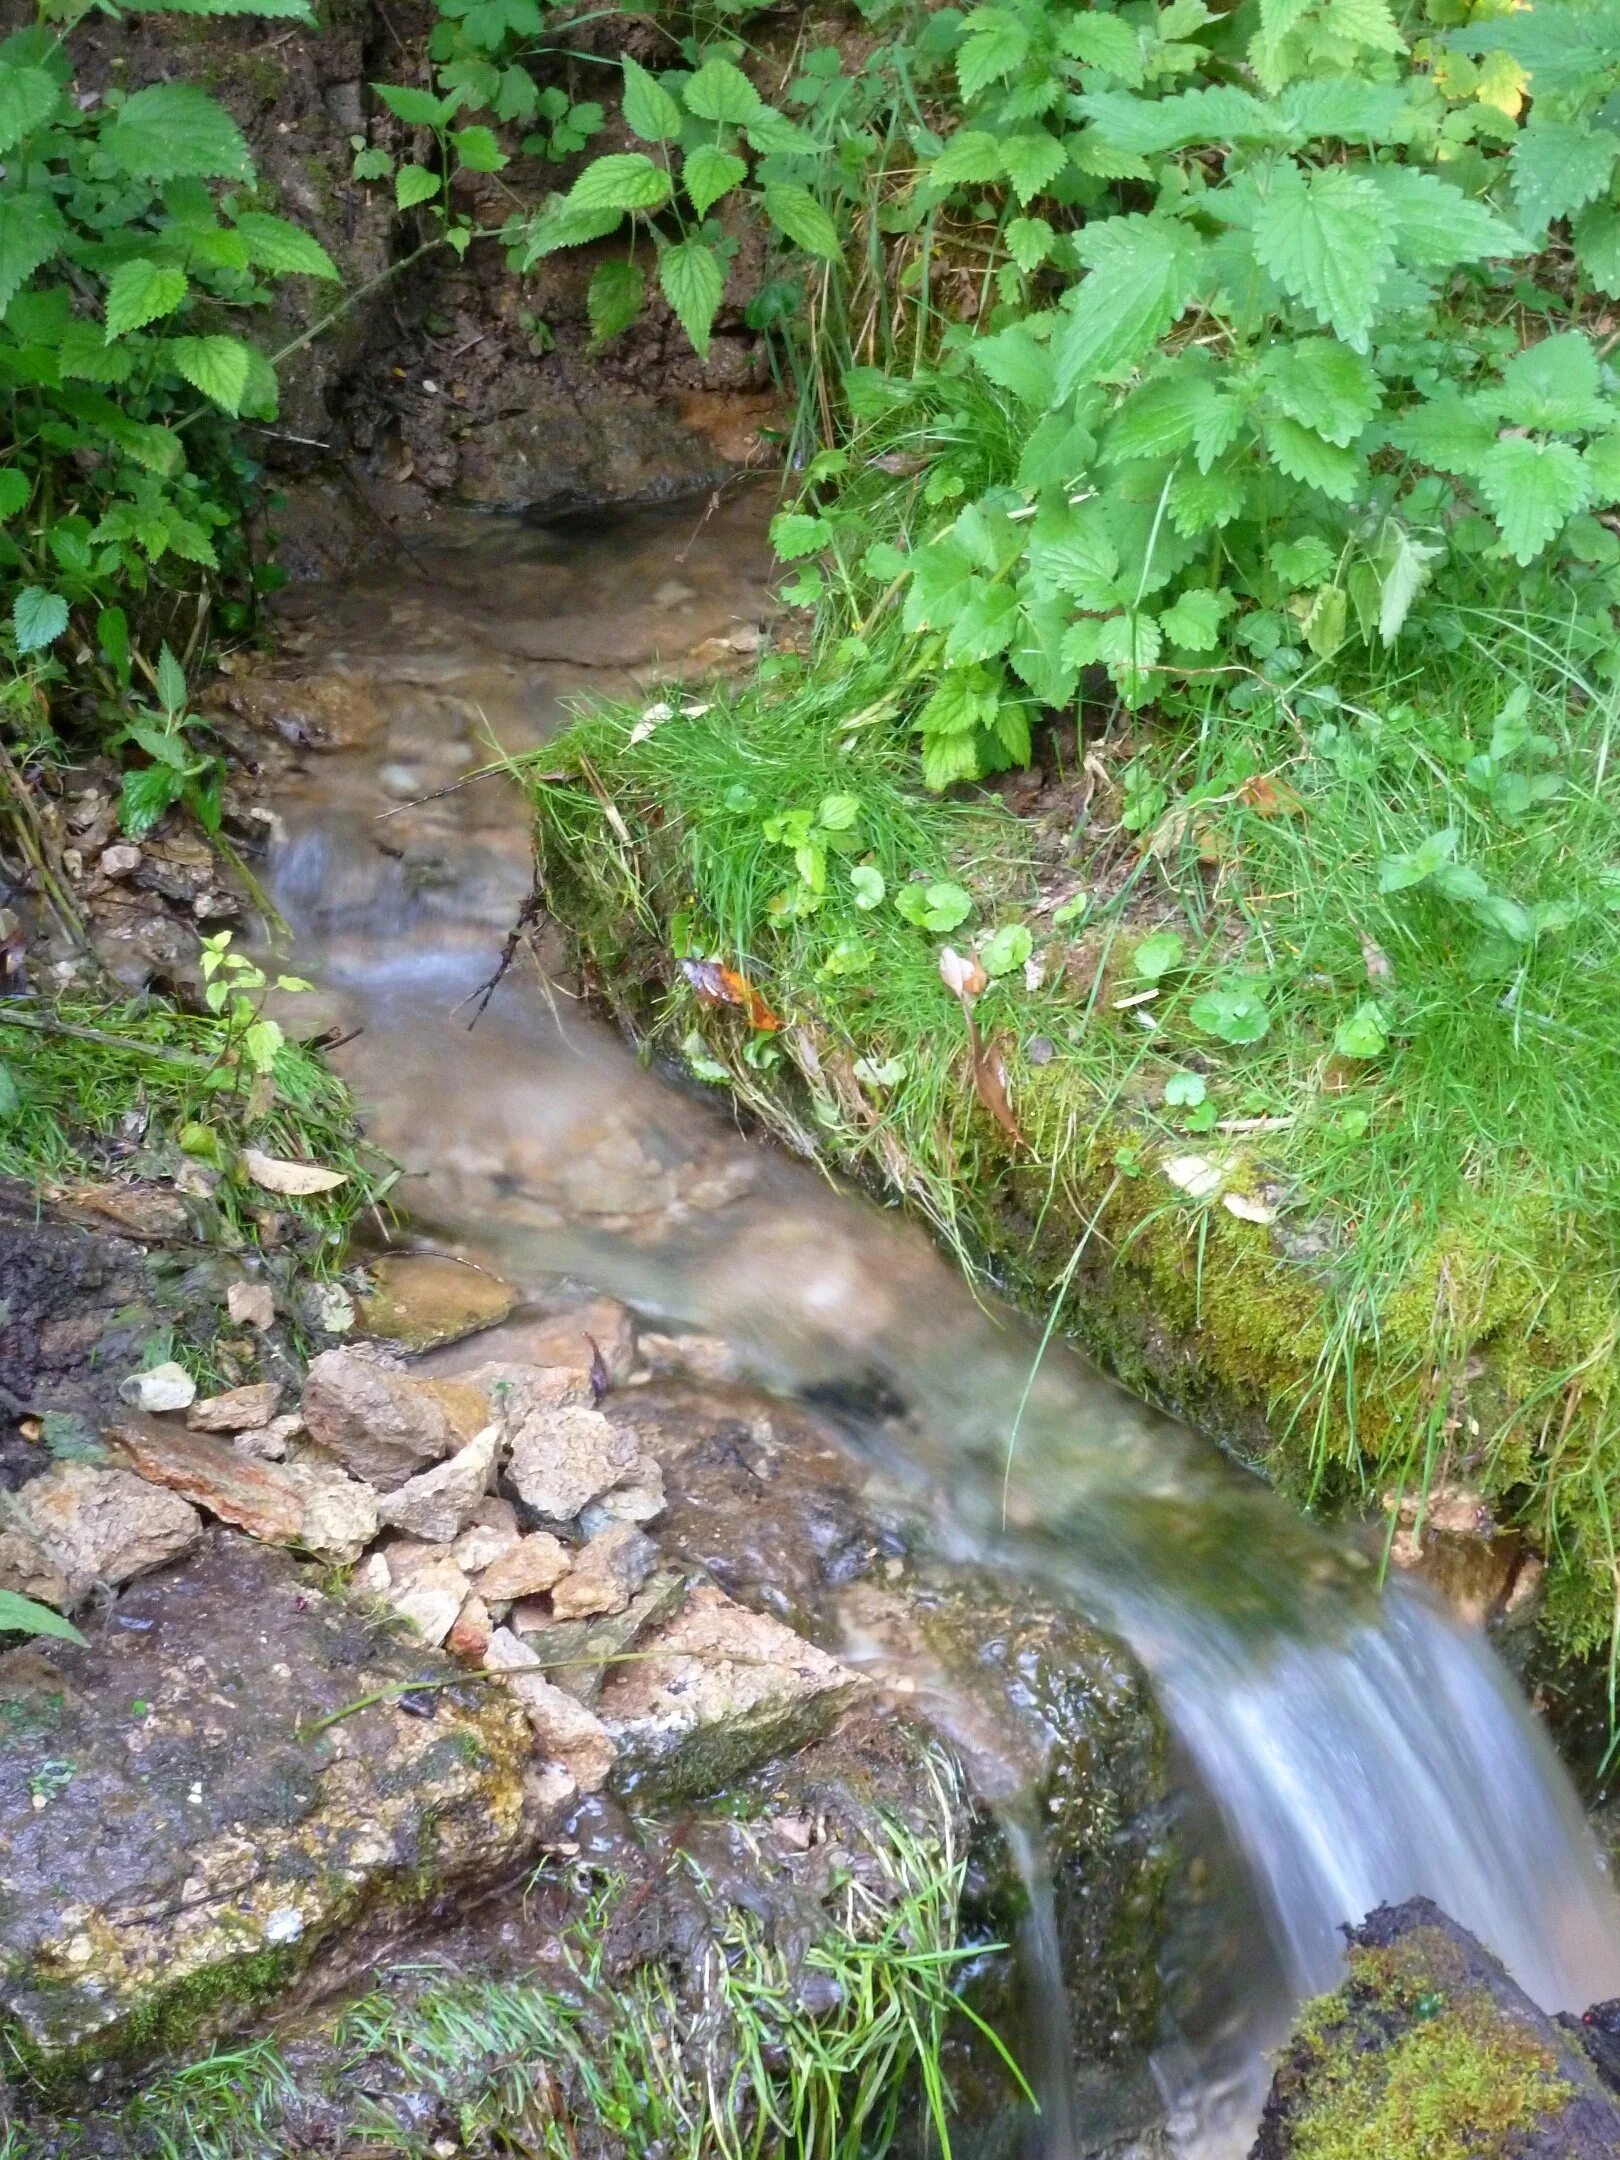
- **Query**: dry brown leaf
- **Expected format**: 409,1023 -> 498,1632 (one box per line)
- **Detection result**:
679,958 -> 782,1031
1239,773 -> 1305,818
970,1032 -> 1023,1144
240,1148 -> 348,1196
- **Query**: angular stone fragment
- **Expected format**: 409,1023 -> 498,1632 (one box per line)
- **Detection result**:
376,1426 -> 498,1542
280,1459 -> 379,1564
117,1362 -> 196,1414
483,1627 -> 614,1791
579,1458 -> 665,1533
505,1404 -> 639,1520
357,1253 -> 516,1352
107,1424 -> 304,1545
424,1295 -> 635,1396
451,1498 -> 521,1576
187,1382 -> 283,1434
447,1593 -> 493,1663
0,1523 -> 70,1610
639,1331 -> 742,1384
519,1570 -> 688,1707
233,1414 -> 303,1462
300,1350 -> 487,1491
475,1530 -> 573,1605
15,1464 -> 201,1601
551,1524 -> 657,1621
386,1555 -> 471,1647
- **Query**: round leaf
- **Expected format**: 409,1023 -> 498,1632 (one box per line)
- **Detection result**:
1164,1070 -> 1207,1108
850,865 -> 885,909
980,922 -> 1034,976
1133,930 -> 1185,980
1333,998 -> 1390,1059
1188,983 -> 1271,1045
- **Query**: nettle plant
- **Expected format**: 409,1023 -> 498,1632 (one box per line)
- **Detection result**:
0,0 -> 337,688
771,0 -> 1620,787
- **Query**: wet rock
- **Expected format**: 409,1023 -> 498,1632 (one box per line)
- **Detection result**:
356,1253 -> 516,1351
233,1412 -> 303,1461
1386,1482 -> 1530,1631
376,1425 -> 498,1542
597,1582 -> 867,1802
424,1294 -> 636,1392
0,1524 -> 70,1609
107,1422 -> 305,1546
300,1349 -> 486,1491
281,1458 -> 380,1565
13,1463 -> 202,1603
519,1568 -> 688,1706
206,664 -> 386,751
386,1553 -> 473,1647
579,1458 -> 666,1532
448,1593 -> 494,1663
639,1330 -> 743,1384
187,1380 -> 283,1433
97,842 -> 143,880
117,1361 -> 197,1414
484,1626 -> 615,1791
474,1529 -> 572,1603
1252,1898 -> 1620,2158
506,1403 -> 641,1520
551,1524 -> 657,1620
452,1497 -> 521,1576
455,1358 -> 594,1417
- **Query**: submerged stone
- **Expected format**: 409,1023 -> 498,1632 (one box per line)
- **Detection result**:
355,1252 -> 516,1352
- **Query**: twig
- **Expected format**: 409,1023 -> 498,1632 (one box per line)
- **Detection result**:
464,879 -> 548,1027
373,764 -> 505,821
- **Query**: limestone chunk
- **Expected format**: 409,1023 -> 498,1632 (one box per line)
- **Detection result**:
376,1426 -> 498,1542
550,1525 -> 657,1621
300,1349 -> 486,1491
117,1363 -> 196,1414
483,1628 -> 613,1790
15,1465 -> 201,1602
106,1424 -> 304,1545
451,1498 -> 521,1576
187,1382 -> 283,1433
473,1531 -> 572,1604
386,1555 -> 471,1647
505,1404 -> 639,1521
280,1459 -> 380,1565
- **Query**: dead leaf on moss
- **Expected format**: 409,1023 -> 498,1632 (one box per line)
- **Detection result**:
679,958 -> 782,1031
240,1149 -> 347,1197
970,1033 -> 1023,1143
1223,1192 -> 1278,1225
1239,773 -> 1305,818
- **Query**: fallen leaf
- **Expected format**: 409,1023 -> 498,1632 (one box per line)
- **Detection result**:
939,945 -> 987,1001
1239,773 -> 1305,817
970,1032 -> 1023,1144
1162,1153 -> 1223,1199
240,1148 -> 348,1196
679,958 -> 782,1030
1223,1192 -> 1278,1225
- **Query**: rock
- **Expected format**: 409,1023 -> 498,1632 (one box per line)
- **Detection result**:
448,1593 -> 493,1662
107,1423 -> 305,1546
1251,1898 -> 1620,2158
639,1331 -> 743,1384
505,1404 -> 641,1521
300,1349 -> 487,1491
452,1497 -> 521,1576
1386,1481 -> 1526,1630
597,1583 -> 866,1801
117,1362 -> 197,1414
516,1569 -> 687,1706
97,843 -> 143,879
423,1295 -> 636,1394
356,1254 -> 516,1351
376,1426 -> 498,1542
13,1464 -> 201,1602
227,1281 -> 276,1331
484,1627 -> 615,1791
474,1530 -> 572,1604
550,1524 -> 657,1620
386,1554 -> 472,1647
353,1550 -> 393,1600
578,1459 -> 666,1533
280,1459 -> 379,1564
187,1381 -> 283,1433
0,1524 -> 70,1610
233,1413 -> 303,1461
455,1360 -> 594,1418
208,664 -> 386,751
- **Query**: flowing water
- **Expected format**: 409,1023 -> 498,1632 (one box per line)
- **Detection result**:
264,487 -> 1620,2155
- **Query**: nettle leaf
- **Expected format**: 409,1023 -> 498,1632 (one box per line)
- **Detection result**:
1373,522 -> 1442,643
762,183 -> 841,261
1389,392 -> 1497,477
452,124 -> 507,172
1494,332 -> 1609,434
1256,338 -> 1380,447
0,63 -> 60,155
683,56 -> 760,125
1378,824 -> 1456,891
1075,85 -> 1279,157
103,83 -> 252,181
395,165 -> 440,209
956,6 -> 1030,100
945,579 -> 1020,663
1107,367 -> 1207,462
1026,499 -> 1121,603
1006,215 -> 1055,272
0,469 -> 29,519
1477,436 -> 1592,564
931,130 -> 1005,186
105,258 -> 189,339
1512,119 -> 1619,235
1054,215 -> 1205,396
622,56 -> 683,143
13,585 -> 68,654
166,333 -> 253,415
1585,430 -> 1620,506
770,511 -> 831,560
1262,413 -> 1363,500
1168,458 -> 1250,536
233,211 -> 338,279
1575,204 -> 1620,299
1056,12 -> 1144,81
0,197 -> 65,317
1159,586 -> 1230,651
969,319 -> 1055,408
1093,608 -> 1163,701
1252,161 -> 1393,350
587,259 -> 644,345
1275,78 -> 1406,144
1368,167 -> 1524,270
684,143 -> 747,219
568,153 -> 673,215
371,82 -> 450,127
658,237 -> 725,358
1000,131 -> 1066,206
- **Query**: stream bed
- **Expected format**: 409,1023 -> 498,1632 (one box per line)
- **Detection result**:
260,487 -> 1620,2156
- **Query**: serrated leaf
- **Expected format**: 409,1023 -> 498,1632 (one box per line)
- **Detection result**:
1168,458 -> 1249,536
1159,587 -> 1229,651
969,320 -> 1055,407
0,197 -> 64,317
155,641 -> 187,716
931,130 -> 1005,186
568,152 -> 673,215
659,237 -> 725,358
105,258 -> 189,339
0,469 -> 29,519
770,511 -> 830,560
683,56 -> 760,125
1275,78 -> 1406,143
372,82 -> 449,127
395,164 -> 440,209
1000,131 -> 1066,206
957,6 -> 1030,100
1368,167 -> 1525,269
1054,215 -> 1204,396
945,579 -> 1020,663
762,182 -> 841,261
0,63 -> 59,155
1584,430 -> 1620,506
1006,215 -> 1054,272
1374,522 -> 1442,644
13,585 -> 67,654
1388,392 -> 1497,477
1026,500 -> 1121,603
1055,12 -> 1144,83
1495,332 -> 1609,434
1094,609 -> 1162,701
1477,436 -> 1591,564
1262,413 -> 1363,500
587,259 -> 644,345
1257,338 -> 1380,447
1252,161 -> 1393,350
1575,204 -> 1620,299
1512,119 -> 1618,235
233,211 -> 338,279
1074,84 -> 1278,157
684,143 -> 747,218
166,334 -> 253,415
1106,368 -> 1207,462
621,55 -> 684,143
452,124 -> 507,172
102,83 -> 252,181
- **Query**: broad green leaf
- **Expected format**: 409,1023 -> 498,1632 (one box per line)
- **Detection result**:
233,211 -> 338,279
0,1590 -> 85,1644
567,153 -> 673,215
1076,84 -> 1278,156
1257,338 -> 1380,447
1369,167 -> 1525,269
1168,458 -> 1250,536
1378,826 -> 1456,891
1494,332 -> 1609,434
1188,982 -> 1270,1044
684,143 -> 747,218
587,259 -> 644,344
452,125 -> 507,172
0,469 -> 29,519
1165,1070 -> 1206,1108
13,585 -> 67,654
1026,500 -> 1121,604
1053,215 -> 1205,395
1159,587 -> 1229,651
1000,131 -> 1066,206
62,319 -> 136,383
1389,392 -> 1497,477
980,922 -> 1033,976
851,865 -> 885,909
956,6 -> 1030,100
1303,582 -> 1347,659
1477,436 -> 1591,564
1134,930 -> 1185,979
1006,215 -> 1055,272
1252,0 -> 1402,94
658,237 -> 725,358
744,107 -> 821,157
930,130 -> 1005,186
945,580 -> 1020,663
1275,78 -> 1406,143
1094,609 -> 1163,702
770,511 -> 830,559
1575,204 -> 1620,299
395,164 -> 440,209
1055,12 -> 1144,83
969,320 -> 1055,408
1334,999 -> 1389,1058
683,56 -> 760,125
1107,367 -> 1209,463
763,183 -> 841,261
622,56 -> 684,143
1373,522 -> 1442,643
166,333 -> 253,415
104,258 -> 189,340
102,83 -> 252,181
1252,160 -> 1393,350
0,197 -> 65,317
896,880 -> 972,930
1261,413 -> 1363,500
1512,119 -> 1618,235
372,82 -> 450,127
0,62 -> 59,155
521,203 -> 626,259
1584,430 -> 1620,506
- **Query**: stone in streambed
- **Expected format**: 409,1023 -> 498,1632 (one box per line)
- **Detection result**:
108,1423 -> 305,1545
483,1625 -> 614,1791
280,1458 -> 380,1564
505,1404 -> 640,1520
117,1362 -> 196,1414
187,1381 -> 283,1433
421,1294 -> 637,1394
578,1458 -> 665,1532
386,1554 -> 472,1647
299,1348 -> 488,1491
550,1523 -> 656,1620
513,1568 -> 687,1706
376,1426 -> 498,1542
452,1497 -> 521,1575
233,1413 -> 304,1461
473,1530 -> 572,1603
356,1253 -> 516,1352
8,1465 -> 200,1604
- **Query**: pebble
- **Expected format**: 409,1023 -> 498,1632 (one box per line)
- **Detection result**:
118,1362 -> 197,1414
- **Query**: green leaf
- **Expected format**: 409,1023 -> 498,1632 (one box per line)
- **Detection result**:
658,237 -> 725,358
851,865 -> 885,909
1373,522 -> 1442,643
1055,12 -> 1144,83
683,56 -> 761,125
1261,413 -> 1363,500
1368,167 -> 1525,269
1053,215 -> 1205,395
0,62 -> 60,155
1252,160 -> 1393,350
1006,216 -> 1055,273
1477,436 -> 1592,564
568,152 -> 673,215
1574,204 -> 1620,299
395,164 -> 441,209
770,511 -> 830,560
896,880 -> 973,931
156,641 -> 187,716
1164,1069 -> 1206,1107
121,763 -> 182,836
372,82 -> 450,127
1000,131 -> 1066,206
102,83 -> 252,181
931,130 -> 1005,186
232,211 -> 338,279
1076,83 -> 1278,156
1512,119 -> 1619,235
970,320 -> 1055,408
1093,609 -> 1163,701
13,585 -> 67,654
1134,930 -> 1185,980
762,183 -> 841,261
1159,587 -> 1229,651
1275,78 -> 1407,143
452,124 -> 507,172
684,143 -> 747,218
956,6 -> 1030,100
946,580 -> 1020,663
104,258 -> 189,339
1494,332 -> 1609,434
587,259 -> 644,345
980,922 -> 1033,976
1257,338 -> 1380,447
1188,982 -> 1270,1044
0,1590 -> 85,1644
1378,825 -> 1457,891
1389,392 -> 1497,477
166,334 -> 253,416
1334,999 -> 1389,1058
0,197 -> 65,317
0,469 -> 29,519
622,56 -> 684,143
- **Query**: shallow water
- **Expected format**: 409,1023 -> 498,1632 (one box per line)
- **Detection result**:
265,488 -> 1620,2156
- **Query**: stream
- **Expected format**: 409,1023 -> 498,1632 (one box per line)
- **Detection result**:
263,486 -> 1620,2156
